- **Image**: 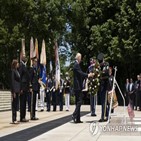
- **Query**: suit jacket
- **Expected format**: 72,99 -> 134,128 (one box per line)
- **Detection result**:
19,61 -> 30,91
73,60 -> 88,91
29,66 -> 39,92
11,69 -> 21,93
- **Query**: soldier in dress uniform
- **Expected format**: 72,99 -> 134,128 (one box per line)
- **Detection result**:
52,75 -> 57,111
97,53 -> 109,122
46,75 -> 53,112
58,73 -> 64,111
29,57 -> 39,120
87,58 -> 97,116
64,72 -> 71,111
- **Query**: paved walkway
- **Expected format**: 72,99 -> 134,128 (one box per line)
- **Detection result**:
0,105 -> 141,141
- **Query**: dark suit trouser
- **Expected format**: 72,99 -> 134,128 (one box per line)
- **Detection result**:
46,91 -> 51,111
20,91 -> 27,120
31,91 -> 38,118
138,91 -> 141,110
52,91 -> 57,111
90,94 -> 96,114
27,92 -> 31,111
128,93 -> 135,109
12,93 -> 19,122
58,92 -> 63,111
100,86 -> 109,120
73,90 -> 82,121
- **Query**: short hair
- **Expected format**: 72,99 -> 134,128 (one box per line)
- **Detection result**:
11,59 -> 18,69
75,53 -> 81,60
21,56 -> 28,62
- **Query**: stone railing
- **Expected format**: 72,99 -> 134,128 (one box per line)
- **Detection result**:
0,90 -> 11,111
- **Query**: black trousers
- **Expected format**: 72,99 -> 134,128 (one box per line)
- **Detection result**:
99,86 -> 109,120
52,91 -> 57,111
128,93 -> 135,109
12,93 -> 19,122
138,91 -> 141,110
20,91 -> 27,120
46,91 -> 51,111
58,91 -> 63,111
31,91 -> 38,118
27,92 -> 31,111
73,90 -> 82,121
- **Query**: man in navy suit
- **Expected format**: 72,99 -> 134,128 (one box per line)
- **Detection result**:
128,78 -> 135,109
29,57 -> 39,120
72,53 -> 93,123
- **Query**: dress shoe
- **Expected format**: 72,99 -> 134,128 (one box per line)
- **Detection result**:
76,120 -> 83,123
66,110 -> 69,111
20,118 -> 29,122
31,117 -> 39,120
41,109 -> 44,112
72,115 -> 77,123
91,113 -> 97,117
98,118 -> 108,122
11,121 -> 19,124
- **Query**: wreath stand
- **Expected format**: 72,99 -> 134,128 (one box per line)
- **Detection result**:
107,66 -> 126,124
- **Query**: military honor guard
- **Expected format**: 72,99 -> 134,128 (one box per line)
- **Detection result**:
38,78 -> 46,111
46,75 -> 53,111
87,58 -> 97,116
64,72 -> 71,111
97,53 -> 109,122
52,75 -> 57,111
58,73 -> 64,111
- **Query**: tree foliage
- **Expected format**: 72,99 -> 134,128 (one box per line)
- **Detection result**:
0,0 -> 141,91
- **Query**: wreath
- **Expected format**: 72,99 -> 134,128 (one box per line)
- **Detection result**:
88,60 -> 101,96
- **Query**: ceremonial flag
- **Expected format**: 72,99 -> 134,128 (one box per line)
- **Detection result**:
40,39 -> 46,65
40,39 -> 47,85
30,37 -> 35,67
55,40 -> 60,89
20,39 -> 26,61
35,38 -> 39,60
50,60 -> 53,73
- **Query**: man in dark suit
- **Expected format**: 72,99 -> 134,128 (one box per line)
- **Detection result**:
29,57 -> 39,120
137,74 -> 141,111
72,53 -> 93,123
125,78 -> 130,105
19,57 -> 30,122
128,78 -> 135,109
